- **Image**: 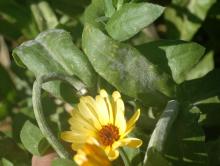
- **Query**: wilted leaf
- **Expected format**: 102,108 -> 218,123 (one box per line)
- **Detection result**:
20,121 -> 50,156
82,25 -> 175,106
106,3 -> 164,41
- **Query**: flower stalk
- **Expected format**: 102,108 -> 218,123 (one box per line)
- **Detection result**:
32,73 -> 87,159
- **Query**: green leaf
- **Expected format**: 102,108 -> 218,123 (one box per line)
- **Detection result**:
197,103 -> 220,127
106,2 -> 164,41
206,138 -> 220,166
20,121 -> 50,156
82,25 -> 175,106
0,137 -> 30,166
104,0 -> 115,17
137,40 -> 205,84
185,51 -> 214,81
1,158 -> 13,166
83,0 -> 105,29
144,148 -> 170,166
0,0 -> 38,39
163,106 -> 208,166
13,29 -> 96,102
30,1 -> 58,31
177,69 -> 220,103
52,158 -> 77,166
164,0 -> 216,40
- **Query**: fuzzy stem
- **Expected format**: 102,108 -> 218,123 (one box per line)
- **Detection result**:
32,73 -> 87,159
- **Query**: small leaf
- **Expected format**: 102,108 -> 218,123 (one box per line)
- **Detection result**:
82,25 -> 176,106
106,2 -> 164,41
52,158 -> 77,166
137,40 -> 205,84
84,0 -> 105,29
20,121 -> 50,156
104,0 -> 115,17
185,51 -> 214,81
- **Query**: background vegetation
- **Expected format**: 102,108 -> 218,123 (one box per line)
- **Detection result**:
0,0 -> 220,165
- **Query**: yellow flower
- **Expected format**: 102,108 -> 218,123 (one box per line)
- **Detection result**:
61,89 -> 142,160
74,142 -> 111,166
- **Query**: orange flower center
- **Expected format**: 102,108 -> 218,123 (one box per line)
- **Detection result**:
98,124 -> 120,146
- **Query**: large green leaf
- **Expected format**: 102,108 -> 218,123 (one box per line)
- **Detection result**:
20,121 -> 50,156
163,106 -> 208,166
106,2 -> 164,41
164,0 -> 216,40
82,25 -> 175,106
13,29 -> 96,102
137,40 -> 205,84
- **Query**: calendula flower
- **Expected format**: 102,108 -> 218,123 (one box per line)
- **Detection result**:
74,141 -> 111,166
61,89 -> 142,160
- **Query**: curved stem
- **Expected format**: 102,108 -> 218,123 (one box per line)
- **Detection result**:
32,73 -> 87,159
119,148 -> 131,166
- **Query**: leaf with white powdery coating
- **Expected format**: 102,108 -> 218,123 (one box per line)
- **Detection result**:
13,29 -> 96,103
82,25 -> 176,107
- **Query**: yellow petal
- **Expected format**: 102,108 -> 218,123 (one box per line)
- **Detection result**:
95,95 -> 110,125
118,138 -> 142,148
75,143 -> 111,166
114,98 -> 126,134
100,89 -> 114,123
124,109 -> 140,136
72,143 -> 85,151
107,149 -> 119,161
69,112 -> 97,132
112,91 -> 121,101
61,131 -> 88,143
74,150 -> 87,165
78,100 -> 102,130
80,96 -> 99,119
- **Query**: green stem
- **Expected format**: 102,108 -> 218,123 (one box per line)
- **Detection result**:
143,100 -> 179,165
117,0 -> 124,10
119,148 -> 131,166
32,73 -> 87,159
